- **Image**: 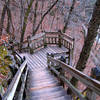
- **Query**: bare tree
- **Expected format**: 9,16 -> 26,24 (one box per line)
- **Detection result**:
67,0 -> 100,94
20,0 -> 35,48
6,1 -> 13,34
20,0 -> 24,34
19,0 -> 59,48
32,0 -> 38,36
62,0 -> 76,33
0,0 -> 14,35
33,0 -> 59,35
40,0 -> 44,31
0,0 -> 9,35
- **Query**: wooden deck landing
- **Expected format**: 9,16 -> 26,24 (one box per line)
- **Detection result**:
21,46 -> 72,100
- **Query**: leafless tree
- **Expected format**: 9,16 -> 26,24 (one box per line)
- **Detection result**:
67,0 -> 100,94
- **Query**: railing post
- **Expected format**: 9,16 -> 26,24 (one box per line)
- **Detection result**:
68,49 -> 70,65
47,53 -> 50,69
58,30 -> 62,47
72,38 -> 75,60
27,36 -> 34,54
47,53 -> 54,68
44,33 -> 47,48
68,38 -> 75,65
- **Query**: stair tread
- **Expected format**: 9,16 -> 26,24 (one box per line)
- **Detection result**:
28,95 -> 72,100
29,89 -> 66,99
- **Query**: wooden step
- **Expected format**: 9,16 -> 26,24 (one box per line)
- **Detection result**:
29,86 -> 64,95
28,81 -> 59,89
29,89 -> 67,100
27,95 -> 72,100
28,72 -> 51,76
27,76 -> 57,83
28,78 -> 58,85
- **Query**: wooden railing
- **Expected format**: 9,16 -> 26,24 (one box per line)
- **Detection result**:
19,32 -> 74,65
20,31 -> 74,52
30,33 -> 46,52
45,31 -> 74,49
10,31 -> 74,56
2,31 -> 74,100
2,53 -> 28,100
47,56 -> 100,100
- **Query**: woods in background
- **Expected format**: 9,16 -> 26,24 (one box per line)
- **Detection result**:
0,0 -> 100,98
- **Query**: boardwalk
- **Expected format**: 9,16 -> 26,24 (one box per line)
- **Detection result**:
21,46 -> 72,100
3,32 -> 100,100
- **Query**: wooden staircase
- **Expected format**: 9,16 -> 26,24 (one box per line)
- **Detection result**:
3,32 -> 100,100
26,69 -> 72,100
22,46 -> 72,100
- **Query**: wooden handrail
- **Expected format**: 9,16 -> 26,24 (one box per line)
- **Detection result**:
47,56 -> 100,98
50,67 -> 86,100
11,32 -> 74,54
5,31 -> 74,56
14,51 -> 24,62
17,66 -> 28,100
30,32 -> 45,41
44,31 -> 74,43
62,33 -> 74,42
2,60 -> 27,100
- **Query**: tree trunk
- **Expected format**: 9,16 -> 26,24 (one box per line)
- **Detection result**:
20,0 -> 24,34
0,0 -> 11,35
32,1 -> 38,36
40,1 -> 44,31
0,4 -> 7,35
67,0 -> 100,94
20,0 -> 34,50
62,0 -> 76,33
6,7 -> 12,34
50,15 -> 55,32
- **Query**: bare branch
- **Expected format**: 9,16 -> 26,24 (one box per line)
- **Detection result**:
62,0 -> 76,33
33,0 -> 59,35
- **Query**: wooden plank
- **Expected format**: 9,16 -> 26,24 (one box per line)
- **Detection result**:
28,54 -> 41,67
29,83 -> 59,92
31,54 -> 46,69
32,54 -> 46,67
29,86 -> 63,94
33,53 -> 47,67
26,55 -> 37,66
26,55 -> 40,70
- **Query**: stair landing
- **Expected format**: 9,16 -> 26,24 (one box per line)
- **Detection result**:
21,46 -> 72,100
